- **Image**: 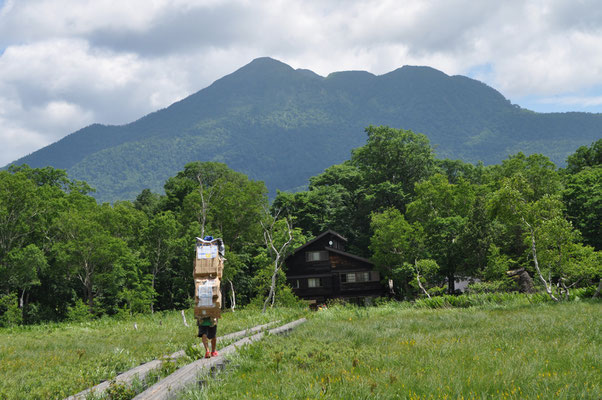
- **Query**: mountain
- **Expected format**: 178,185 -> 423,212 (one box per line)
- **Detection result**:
8,57 -> 602,202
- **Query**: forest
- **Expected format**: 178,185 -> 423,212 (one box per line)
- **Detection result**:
0,126 -> 600,327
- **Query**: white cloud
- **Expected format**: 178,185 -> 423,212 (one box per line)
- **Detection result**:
0,0 -> 601,166
539,95 -> 602,107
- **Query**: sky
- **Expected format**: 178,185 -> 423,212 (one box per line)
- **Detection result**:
1,0 -> 602,167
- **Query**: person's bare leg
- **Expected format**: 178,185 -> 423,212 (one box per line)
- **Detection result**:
211,337 -> 217,352
202,334 -> 210,357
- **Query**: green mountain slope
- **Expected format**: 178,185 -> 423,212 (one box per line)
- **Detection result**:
8,57 -> 602,202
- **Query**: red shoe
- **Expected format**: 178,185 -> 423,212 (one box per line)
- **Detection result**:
211,351 -> 219,357
205,351 -> 211,358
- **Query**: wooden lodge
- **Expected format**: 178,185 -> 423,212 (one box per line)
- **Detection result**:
285,230 -> 386,305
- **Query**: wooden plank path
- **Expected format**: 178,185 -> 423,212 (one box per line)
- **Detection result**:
65,321 -> 278,400
133,318 -> 307,400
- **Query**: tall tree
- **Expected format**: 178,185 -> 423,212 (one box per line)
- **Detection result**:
5,245 -> 47,309
142,211 -> 180,312
370,208 -> 427,298
0,171 -> 44,287
563,141 -> 602,251
563,166 -> 601,250
406,174 -> 476,293
352,125 -> 436,209
488,172 -> 598,301
53,197 -> 129,314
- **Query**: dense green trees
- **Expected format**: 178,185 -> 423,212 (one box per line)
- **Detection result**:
0,161 -> 278,326
1,129 -> 600,326
278,127 -> 601,300
563,140 -> 602,250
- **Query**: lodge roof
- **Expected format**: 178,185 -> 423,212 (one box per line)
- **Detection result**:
290,229 -> 347,254
288,230 -> 373,265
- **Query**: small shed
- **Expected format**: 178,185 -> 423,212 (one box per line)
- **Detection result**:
285,230 -> 386,304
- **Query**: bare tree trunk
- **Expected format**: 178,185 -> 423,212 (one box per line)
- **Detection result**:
180,310 -> 189,327
80,260 -> 96,314
150,272 -> 156,314
263,254 -> 281,312
87,284 -> 94,315
524,219 -> 559,302
261,213 -> 294,313
415,260 -> 431,299
270,268 -> 278,308
196,173 -> 216,240
229,279 -> 236,311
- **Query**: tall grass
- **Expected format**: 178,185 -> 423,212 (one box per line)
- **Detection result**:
0,307 -> 305,400
181,301 -> 601,400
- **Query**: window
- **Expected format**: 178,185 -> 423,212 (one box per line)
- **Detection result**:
306,251 -> 327,262
308,278 -> 322,288
291,279 -> 300,289
341,272 -> 378,284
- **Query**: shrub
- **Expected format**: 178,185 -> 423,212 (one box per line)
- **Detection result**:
0,293 -> 22,327
466,279 -> 514,294
426,285 -> 447,297
66,299 -> 93,322
326,297 -> 349,307
275,286 -> 306,308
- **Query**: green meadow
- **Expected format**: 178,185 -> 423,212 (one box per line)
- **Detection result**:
1,301 -> 600,400
182,301 -> 601,400
0,308 -> 304,400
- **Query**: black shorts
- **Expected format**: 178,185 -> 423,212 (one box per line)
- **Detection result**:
198,324 -> 217,339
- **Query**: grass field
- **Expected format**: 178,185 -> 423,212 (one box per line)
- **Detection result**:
180,301 -> 601,400
0,307 -> 305,400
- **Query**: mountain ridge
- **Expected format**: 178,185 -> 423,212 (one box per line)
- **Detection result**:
8,57 -> 602,202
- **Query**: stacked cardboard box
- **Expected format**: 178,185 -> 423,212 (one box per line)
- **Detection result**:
193,238 -> 224,319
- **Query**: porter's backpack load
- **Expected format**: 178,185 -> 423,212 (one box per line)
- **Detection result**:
193,236 -> 224,320
193,237 -> 224,278
194,278 -> 222,318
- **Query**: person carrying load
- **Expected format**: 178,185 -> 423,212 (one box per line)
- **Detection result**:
193,235 -> 224,358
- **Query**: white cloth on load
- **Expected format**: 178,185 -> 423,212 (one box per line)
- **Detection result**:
197,279 -> 217,307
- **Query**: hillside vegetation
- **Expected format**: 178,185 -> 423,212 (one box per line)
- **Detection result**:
9,57 -> 602,202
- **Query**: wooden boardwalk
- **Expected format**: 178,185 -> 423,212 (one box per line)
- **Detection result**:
64,321 -> 278,400
133,318 -> 307,400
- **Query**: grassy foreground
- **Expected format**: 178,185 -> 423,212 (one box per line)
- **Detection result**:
181,301 -> 601,400
0,307 -> 304,400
